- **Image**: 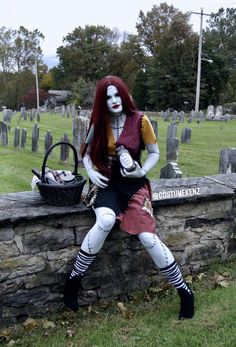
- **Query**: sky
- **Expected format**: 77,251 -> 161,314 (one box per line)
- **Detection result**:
0,0 -> 235,68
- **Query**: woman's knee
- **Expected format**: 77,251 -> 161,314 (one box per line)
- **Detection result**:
98,210 -> 116,231
138,232 -> 157,249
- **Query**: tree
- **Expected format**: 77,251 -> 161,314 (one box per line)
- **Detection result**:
203,8 -> 236,104
0,26 -> 44,109
136,2 -> 198,110
22,88 -> 49,109
54,25 -> 119,86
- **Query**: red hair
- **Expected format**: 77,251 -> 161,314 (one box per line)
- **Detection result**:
81,75 -> 138,176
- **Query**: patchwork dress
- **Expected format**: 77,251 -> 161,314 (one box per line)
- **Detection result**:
86,112 -> 157,235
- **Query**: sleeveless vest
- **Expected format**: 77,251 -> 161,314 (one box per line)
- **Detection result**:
116,112 -> 144,164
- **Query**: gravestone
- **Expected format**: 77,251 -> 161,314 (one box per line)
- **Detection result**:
32,123 -> 39,152
72,114 -> 89,162
178,111 -> 185,123
160,162 -> 182,179
215,105 -> 223,120
0,121 -> 8,146
181,128 -> 192,144
2,107 -> 7,122
66,105 -> 71,118
188,110 -> 195,123
172,110 -> 178,122
167,123 -> 177,138
45,130 -> 53,155
207,105 -> 214,120
60,134 -> 70,161
150,120 -> 158,137
20,128 -> 27,148
14,127 -> 20,148
36,112 -> 40,123
166,137 -> 179,162
61,105 -> 65,117
219,148 -> 236,173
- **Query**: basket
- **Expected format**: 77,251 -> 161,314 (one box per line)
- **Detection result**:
36,141 -> 87,205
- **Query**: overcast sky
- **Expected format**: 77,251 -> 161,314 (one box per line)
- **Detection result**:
0,0 -> 235,67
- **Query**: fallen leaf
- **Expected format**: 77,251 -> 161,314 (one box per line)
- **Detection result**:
22,318 -> 38,331
117,302 -> 127,316
185,275 -> 193,283
42,320 -> 56,329
218,280 -> 230,288
197,273 -> 206,280
66,329 -> 75,338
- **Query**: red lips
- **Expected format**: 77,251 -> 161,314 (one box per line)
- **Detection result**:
112,104 -> 120,109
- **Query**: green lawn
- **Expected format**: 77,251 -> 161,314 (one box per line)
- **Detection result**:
1,258 -> 236,347
0,112 -> 236,193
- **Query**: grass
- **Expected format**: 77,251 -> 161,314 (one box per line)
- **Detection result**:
1,258 -> 236,346
1,112 -> 236,194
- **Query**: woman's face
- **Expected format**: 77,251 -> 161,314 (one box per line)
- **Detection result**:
106,85 -> 123,115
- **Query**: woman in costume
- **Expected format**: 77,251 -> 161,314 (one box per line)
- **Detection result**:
63,75 -> 194,320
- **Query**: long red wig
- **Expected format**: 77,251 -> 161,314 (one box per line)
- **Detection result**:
81,75 -> 138,176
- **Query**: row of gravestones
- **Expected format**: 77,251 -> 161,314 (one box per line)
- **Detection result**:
0,110 -> 90,162
1,113 -> 235,177
159,106 -> 230,123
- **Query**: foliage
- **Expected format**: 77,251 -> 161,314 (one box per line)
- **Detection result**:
53,25 -> 119,87
22,88 -> 49,109
136,2 -> 198,110
71,77 -> 95,108
1,4 -> 236,111
0,26 -> 44,109
204,7 -> 236,104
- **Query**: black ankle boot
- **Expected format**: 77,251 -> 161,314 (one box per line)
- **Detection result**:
63,274 -> 82,312
178,284 -> 195,320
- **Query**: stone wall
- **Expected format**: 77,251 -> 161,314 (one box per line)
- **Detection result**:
0,174 -> 236,327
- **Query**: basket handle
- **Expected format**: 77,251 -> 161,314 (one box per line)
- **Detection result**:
41,141 -> 79,183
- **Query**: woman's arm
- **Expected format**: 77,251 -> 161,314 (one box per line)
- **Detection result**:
83,146 -> 109,188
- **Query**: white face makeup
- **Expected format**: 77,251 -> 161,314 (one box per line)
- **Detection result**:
106,85 -> 123,115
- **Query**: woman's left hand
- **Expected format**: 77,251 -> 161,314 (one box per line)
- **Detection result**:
120,161 -> 146,178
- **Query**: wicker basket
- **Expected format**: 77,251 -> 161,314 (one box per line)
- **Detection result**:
36,141 -> 87,205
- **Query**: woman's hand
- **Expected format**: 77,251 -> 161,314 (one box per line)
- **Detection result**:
87,168 -> 109,188
120,161 -> 146,178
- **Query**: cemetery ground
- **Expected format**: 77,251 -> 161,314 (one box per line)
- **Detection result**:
0,112 -> 236,194
0,257 -> 235,346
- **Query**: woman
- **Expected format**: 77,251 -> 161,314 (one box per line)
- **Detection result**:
63,75 -> 194,320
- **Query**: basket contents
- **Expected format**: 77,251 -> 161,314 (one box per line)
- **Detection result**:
31,142 -> 87,205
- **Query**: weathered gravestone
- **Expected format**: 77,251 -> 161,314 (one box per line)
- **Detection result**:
0,121 -> 8,146
20,128 -> 27,148
181,128 -> 192,144
160,123 -> 182,178
219,148 -> 236,173
215,105 -> 223,120
150,120 -> 158,137
206,105 -> 215,120
72,113 -> 89,162
160,161 -> 182,179
60,134 -> 70,161
45,130 -> 53,155
14,127 -> 20,148
32,123 -> 39,152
